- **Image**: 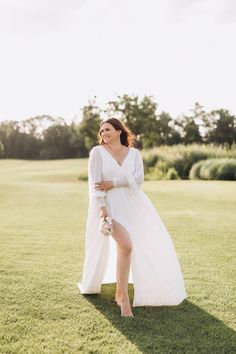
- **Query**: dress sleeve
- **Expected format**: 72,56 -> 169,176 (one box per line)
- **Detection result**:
88,147 -> 106,207
112,149 -> 144,193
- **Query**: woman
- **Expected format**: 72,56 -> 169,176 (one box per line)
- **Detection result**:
78,118 -> 187,317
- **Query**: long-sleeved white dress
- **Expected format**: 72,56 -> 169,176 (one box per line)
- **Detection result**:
78,145 -> 187,306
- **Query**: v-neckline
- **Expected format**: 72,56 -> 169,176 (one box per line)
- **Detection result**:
100,145 -> 131,167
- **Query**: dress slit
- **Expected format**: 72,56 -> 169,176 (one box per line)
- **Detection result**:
111,218 -> 132,241
102,218 -> 134,285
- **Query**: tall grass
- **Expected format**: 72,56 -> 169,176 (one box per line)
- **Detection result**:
142,144 -> 236,179
189,158 -> 236,180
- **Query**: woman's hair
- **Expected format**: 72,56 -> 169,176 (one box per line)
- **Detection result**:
98,117 -> 136,147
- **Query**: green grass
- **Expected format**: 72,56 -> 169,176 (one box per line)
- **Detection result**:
0,159 -> 235,354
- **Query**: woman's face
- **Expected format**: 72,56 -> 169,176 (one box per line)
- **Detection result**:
100,123 -> 121,144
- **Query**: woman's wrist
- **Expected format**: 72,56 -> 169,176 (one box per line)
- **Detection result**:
100,206 -> 108,218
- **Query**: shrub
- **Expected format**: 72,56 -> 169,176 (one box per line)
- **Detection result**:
145,167 -> 164,180
189,160 -> 202,179
166,167 -> 180,180
189,158 -> 236,180
78,173 -> 88,181
199,159 -> 218,180
216,160 -> 236,180
142,151 -> 159,173
0,140 -> 4,157
142,144 -> 236,179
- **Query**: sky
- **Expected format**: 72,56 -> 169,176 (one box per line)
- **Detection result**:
0,0 -> 235,123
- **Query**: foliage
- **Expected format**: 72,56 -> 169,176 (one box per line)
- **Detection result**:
107,95 -> 181,148
78,172 -> 88,181
0,96 -> 236,160
189,158 -> 236,180
40,124 -> 82,159
166,167 -> 180,180
154,112 -> 182,146
142,144 -> 236,179
78,99 -> 102,154
0,120 -> 43,159
0,140 -> 4,156
202,109 -> 236,146
188,160 -> 202,180
174,115 -> 202,144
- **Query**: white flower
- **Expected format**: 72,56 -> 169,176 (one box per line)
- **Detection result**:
99,217 -> 113,237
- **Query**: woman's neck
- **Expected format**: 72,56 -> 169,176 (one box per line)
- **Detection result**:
106,141 -> 123,150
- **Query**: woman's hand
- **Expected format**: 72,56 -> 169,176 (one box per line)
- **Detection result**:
100,206 -> 109,218
95,180 -> 113,192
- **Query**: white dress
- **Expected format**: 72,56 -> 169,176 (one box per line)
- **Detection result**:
78,145 -> 187,306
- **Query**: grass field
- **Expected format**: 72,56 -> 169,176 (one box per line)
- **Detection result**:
0,159 -> 235,354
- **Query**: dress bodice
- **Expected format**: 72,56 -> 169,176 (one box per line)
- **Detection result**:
98,146 -> 136,181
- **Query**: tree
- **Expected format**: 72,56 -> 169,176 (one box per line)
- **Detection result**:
0,120 -> 41,159
155,112 -> 181,146
107,94 -> 159,148
78,98 -> 102,153
203,109 -> 236,147
172,102 -> 203,144
107,94 -> 181,148
41,124 -> 81,159
0,121 -> 19,158
174,115 -> 202,144
20,115 -> 65,138
0,116 -> 66,159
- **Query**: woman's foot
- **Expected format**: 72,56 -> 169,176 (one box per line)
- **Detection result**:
115,295 -> 121,306
120,299 -> 134,317
115,283 -> 121,306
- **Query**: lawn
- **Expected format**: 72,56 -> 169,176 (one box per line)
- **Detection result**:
0,159 -> 235,354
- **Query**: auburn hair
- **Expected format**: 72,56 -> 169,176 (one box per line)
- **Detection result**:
98,117 -> 136,147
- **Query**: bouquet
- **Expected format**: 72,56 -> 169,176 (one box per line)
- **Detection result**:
99,216 -> 113,237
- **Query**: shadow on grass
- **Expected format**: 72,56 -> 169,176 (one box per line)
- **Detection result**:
83,284 -> 235,353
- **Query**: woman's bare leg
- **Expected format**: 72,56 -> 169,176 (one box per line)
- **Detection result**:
115,244 -> 121,305
112,220 -> 133,317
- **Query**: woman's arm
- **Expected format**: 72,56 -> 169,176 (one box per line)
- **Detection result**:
112,149 -> 144,191
94,149 -> 144,194
88,147 -> 107,207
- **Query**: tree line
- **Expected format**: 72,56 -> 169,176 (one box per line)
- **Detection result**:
0,95 -> 235,159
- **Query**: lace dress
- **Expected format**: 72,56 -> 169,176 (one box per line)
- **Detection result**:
78,145 -> 187,306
